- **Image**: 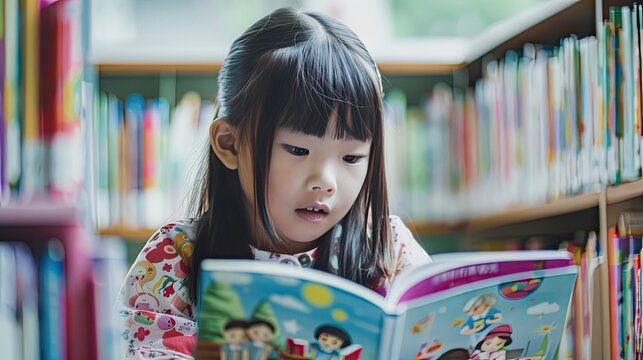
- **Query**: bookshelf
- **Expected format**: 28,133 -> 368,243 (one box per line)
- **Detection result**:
0,204 -> 97,360
93,0 -> 628,238
101,179 -> 642,241
92,3 -> 641,359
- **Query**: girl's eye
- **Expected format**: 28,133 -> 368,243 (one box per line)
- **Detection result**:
343,155 -> 364,164
284,145 -> 309,156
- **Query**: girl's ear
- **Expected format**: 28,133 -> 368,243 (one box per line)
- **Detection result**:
209,118 -> 239,170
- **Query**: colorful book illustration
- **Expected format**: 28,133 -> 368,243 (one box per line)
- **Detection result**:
196,251 -> 577,360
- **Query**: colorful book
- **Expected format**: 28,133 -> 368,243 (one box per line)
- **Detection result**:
4,0 -> 20,196
39,239 -> 66,360
0,0 -> 5,202
196,251 -> 577,360
13,242 -> 39,360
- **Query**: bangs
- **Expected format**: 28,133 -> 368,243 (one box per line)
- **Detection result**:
255,40 -> 382,142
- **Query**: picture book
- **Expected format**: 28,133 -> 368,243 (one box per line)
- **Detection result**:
196,251 -> 577,360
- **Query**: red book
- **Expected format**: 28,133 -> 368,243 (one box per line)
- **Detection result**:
285,337 -> 309,356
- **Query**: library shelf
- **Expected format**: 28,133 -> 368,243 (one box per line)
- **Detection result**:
0,203 -> 80,226
606,178 -> 643,204
100,179 -> 642,240
410,179 -> 643,234
97,61 -> 463,75
98,225 -> 157,240
97,63 -> 221,73
409,191 -> 601,234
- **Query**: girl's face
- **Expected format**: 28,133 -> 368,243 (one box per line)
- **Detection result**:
246,324 -> 274,342
238,123 -> 371,254
481,336 -> 507,352
318,332 -> 344,350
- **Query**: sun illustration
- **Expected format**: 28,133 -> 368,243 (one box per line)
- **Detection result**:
535,323 -> 556,334
331,309 -> 348,322
302,283 -> 333,308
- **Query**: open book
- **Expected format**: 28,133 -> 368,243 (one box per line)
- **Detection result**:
195,251 -> 577,360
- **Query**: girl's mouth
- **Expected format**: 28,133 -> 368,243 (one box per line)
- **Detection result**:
295,208 -> 328,223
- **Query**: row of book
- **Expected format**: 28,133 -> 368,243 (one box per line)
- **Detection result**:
49,4 -> 643,229
1,0 -> 92,205
468,228 -> 600,359
94,91 -> 215,229
0,205 -> 129,360
384,4 -> 643,221
607,212 -> 643,360
464,211 -> 643,360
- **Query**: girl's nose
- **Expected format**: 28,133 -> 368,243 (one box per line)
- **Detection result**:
309,162 -> 336,195
312,184 -> 336,194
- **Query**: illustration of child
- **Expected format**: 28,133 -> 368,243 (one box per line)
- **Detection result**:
221,319 -> 249,360
310,325 -> 352,360
245,319 -> 276,360
460,294 -> 502,335
468,324 -> 513,360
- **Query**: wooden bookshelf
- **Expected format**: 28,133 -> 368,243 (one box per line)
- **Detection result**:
606,178 -> 643,204
98,225 -> 157,240
465,191 -> 601,231
97,63 -> 221,73
97,62 -> 463,75
100,179 -> 642,240
409,191 -> 600,235
411,180 -> 643,235
0,203 -> 80,226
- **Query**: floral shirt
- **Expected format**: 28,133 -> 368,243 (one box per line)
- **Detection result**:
116,216 -> 430,359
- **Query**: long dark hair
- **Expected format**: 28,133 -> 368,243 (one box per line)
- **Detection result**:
187,7 -> 392,301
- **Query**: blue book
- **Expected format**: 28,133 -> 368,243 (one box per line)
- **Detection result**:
39,239 -> 66,360
197,251 -> 577,360
125,94 -> 145,227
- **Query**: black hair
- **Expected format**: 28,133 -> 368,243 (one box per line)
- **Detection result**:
224,319 -> 248,330
187,7 -> 392,301
246,319 -> 276,333
314,325 -> 351,348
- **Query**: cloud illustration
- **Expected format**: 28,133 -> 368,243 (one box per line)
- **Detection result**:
270,294 -> 311,313
527,302 -> 560,315
210,272 -> 252,285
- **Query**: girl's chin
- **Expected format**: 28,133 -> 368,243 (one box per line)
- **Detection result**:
279,236 -> 322,253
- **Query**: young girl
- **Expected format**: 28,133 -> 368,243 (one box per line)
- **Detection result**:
117,7 -> 431,359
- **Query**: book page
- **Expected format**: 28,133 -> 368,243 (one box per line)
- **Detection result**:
391,266 -> 576,360
196,260 -> 392,360
388,250 -> 575,303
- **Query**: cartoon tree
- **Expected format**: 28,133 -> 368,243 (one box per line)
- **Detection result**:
535,333 -> 549,356
551,342 -> 560,360
199,282 -> 245,342
251,300 -> 281,346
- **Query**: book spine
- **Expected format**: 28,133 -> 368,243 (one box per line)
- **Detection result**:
39,239 -> 66,360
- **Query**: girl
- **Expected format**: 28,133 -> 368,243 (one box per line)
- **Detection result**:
117,7 -> 431,359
